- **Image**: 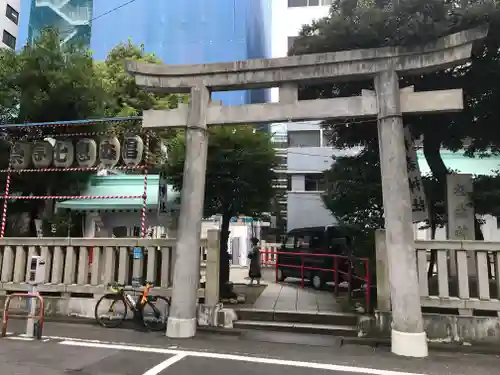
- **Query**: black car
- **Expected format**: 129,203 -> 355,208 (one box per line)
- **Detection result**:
277,225 -> 358,290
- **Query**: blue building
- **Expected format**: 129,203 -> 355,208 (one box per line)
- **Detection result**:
18,0 -> 92,48
18,0 -> 272,107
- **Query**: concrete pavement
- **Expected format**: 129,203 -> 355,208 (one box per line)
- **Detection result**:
1,321 -> 500,375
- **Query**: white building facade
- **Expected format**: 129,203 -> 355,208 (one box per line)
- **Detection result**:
270,0 -> 334,231
0,0 -> 19,49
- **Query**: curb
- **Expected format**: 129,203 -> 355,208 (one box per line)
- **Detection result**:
6,315 -> 244,336
340,336 -> 500,355
6,315 -> 500,355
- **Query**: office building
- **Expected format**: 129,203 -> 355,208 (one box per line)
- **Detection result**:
91,0 -> 272,107
18,0 -> 272,107
20,0 -> 92,47
270,0 -> 333,231
0,0 -> 20,49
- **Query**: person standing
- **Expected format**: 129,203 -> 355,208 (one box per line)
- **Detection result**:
248,237 -> 262,285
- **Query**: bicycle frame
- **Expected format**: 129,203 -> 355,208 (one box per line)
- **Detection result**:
118,283 -> 152,313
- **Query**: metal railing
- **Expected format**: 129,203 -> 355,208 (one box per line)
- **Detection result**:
260,249 -> 371,312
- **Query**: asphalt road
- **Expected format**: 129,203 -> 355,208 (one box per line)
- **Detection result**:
2,321 -> 500,375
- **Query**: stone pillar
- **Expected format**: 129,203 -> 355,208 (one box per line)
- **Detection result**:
166,84 -> 210,338
446,174 -> 475,276
205,230 -> 221,307
374,70 -> 428,358
83,213 -> 96,238
374,229 -> 391,312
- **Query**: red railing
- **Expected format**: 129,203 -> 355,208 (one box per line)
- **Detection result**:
260,249 -> 371,313
1,293 -> 45,339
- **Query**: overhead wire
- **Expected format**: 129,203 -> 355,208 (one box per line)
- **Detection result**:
46,0 -> 142,35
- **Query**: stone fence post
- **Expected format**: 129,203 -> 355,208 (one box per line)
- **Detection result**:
205,229 -> 220,306
198,229 -> 221,327
375,229 -> 391,312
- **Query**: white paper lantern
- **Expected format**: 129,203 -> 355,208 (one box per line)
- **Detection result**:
10,142 -> 32,170
32,140 -> 53,168
75,138 -> 97,168
99,136 -> 120,168
53,140 -> 74,168
121,134 -> 144,167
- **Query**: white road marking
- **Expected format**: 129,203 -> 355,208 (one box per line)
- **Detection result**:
142,354 -> 187,375
59,340 -> 425,375
6,336 -> 34,341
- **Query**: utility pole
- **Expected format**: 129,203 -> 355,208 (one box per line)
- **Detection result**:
374,70 -> 428,357
166,84 -> 210,338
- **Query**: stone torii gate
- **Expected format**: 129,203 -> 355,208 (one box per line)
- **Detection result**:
126,26 -> 487,357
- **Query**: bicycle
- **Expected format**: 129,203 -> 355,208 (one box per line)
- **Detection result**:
94,281 -> 170,331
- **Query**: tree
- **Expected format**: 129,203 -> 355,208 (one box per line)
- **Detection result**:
165,126 -> 279,297
0,28 -> 109,235
94,40 -> 186,170
0,29 -> 183,235
291,0 -> 500,241
95,40 -> 185,118
0,48 -> 19,125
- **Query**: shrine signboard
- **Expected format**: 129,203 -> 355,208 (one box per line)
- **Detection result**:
447,173 -> 475,241
404,126 -> 428,223
446,173 -> 475,276
158,171 -> 168,216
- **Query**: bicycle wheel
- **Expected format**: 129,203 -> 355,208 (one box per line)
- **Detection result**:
95,293 -> 128,328
142,295 -> 170,331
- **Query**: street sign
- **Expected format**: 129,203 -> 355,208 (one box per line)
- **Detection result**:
133,247 -> 143,260
158,171 -> 168,216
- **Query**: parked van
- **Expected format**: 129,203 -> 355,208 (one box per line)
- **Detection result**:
277,225 -> 359,290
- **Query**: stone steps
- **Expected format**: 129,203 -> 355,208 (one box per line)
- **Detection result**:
233,320 -> 358,336
234,308 -> 359,336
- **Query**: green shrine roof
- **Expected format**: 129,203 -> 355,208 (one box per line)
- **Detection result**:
56,174 -> 179,212
417,150 -> 500,176
56,151 -> 500,212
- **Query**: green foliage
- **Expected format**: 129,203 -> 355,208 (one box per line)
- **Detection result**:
166,126 -> 278,295
0,48 -> 19,125
165,126 -> 278,219
15,28 -> 108,124
322,149 -> 383,230
0,28 -> 182,235
96,40 -> 186,118
292,0 -> 500,238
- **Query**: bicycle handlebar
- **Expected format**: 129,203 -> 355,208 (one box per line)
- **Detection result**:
107,281 -> 156,289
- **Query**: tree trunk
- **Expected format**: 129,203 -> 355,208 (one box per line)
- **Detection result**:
423,129 -> 447,279
219,212 -> 236,298
427,220 -> 437,279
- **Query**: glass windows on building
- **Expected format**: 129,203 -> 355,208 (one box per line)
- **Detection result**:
288,130 -> 321,148
27,0 -> 93,47
304,174 -> 326,191
2,29 -> 15,48
288,0 -> 333,7
6,4 -> 19,25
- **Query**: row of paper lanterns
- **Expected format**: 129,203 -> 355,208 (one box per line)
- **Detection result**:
10,135 -> 144,169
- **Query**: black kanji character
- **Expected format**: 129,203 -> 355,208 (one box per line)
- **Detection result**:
54,142 -> 70,163
99,140 -> 117,160
76,140 -> 91,162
